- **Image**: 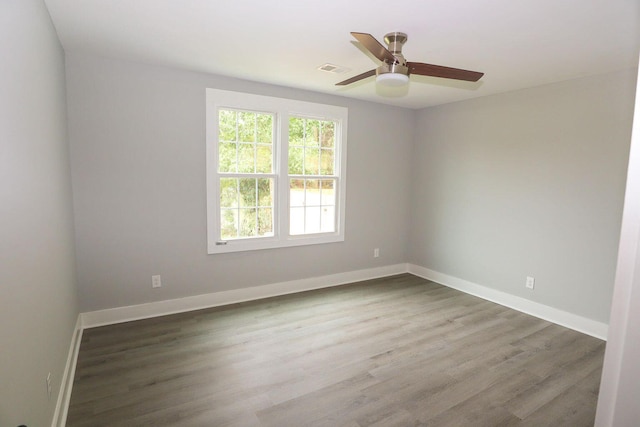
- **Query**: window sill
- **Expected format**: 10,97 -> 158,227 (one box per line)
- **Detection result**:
207,233 -> 344,254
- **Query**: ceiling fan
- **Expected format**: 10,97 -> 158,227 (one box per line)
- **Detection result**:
336,32 -> 484,87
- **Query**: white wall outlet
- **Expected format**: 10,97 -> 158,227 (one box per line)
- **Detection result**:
374,248 -> 380,258
152,275 -> 162,288
46,372 -> 52,400
526,276 -> 535,290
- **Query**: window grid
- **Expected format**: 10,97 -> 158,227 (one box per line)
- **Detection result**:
288,116 -> 337,236
220,177 -> 274,240
218,109 -> 274,175
288,117 -> 335,176
218,108 -> 275,241
289,178 -> 336,235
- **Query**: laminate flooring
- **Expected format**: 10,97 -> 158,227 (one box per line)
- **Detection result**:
67,274 -> 605,426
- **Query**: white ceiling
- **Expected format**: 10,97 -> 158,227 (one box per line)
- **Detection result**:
44,0 -> 639,109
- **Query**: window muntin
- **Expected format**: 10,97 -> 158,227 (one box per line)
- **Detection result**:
289,179 -> 336,235
288,117 -> 335,175
217,109 -> 275,241
206,89 -> 347,254
219,177 -> 274,240
288,116 -> 338,235
218,109 -> 274,174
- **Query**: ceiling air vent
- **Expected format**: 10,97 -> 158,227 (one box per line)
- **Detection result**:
317,63 -> 350,74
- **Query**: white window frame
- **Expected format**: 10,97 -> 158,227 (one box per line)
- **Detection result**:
206,89 -> 347,254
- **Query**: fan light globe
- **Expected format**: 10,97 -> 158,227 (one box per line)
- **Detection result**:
376,73 -> 409,87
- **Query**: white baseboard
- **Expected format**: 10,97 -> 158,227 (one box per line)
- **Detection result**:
81,263 -> 408,328
408,263 -> 608,340
52,314 -> 83,427
80,263 -> 609,339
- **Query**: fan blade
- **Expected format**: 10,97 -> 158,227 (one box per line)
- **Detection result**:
351,32 -> 397,63
408,62 -> 484,82
335,69 -> 376,86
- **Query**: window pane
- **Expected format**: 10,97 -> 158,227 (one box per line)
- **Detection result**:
219,110 -> 237,142
237,143 -> 255,173
258,208 -> 273,236
305,207 -> 321,234
220,178 -> 238,208
256,114 -> 273,144
239,178 -> 256,206
304,148 -> 320,175
239,208 -> 257,237
320,149 -> 334,175
305,179 -> 320,206
289,146 -> 303,174
321,206 -> 336,232
257,178 -> 273,207
218,142 -> 237,173
221,208 -> 238,240
238,111 -> 256,142
305,120 -> 320,147
256,145 -> 272,173
289,117 -> 304,145
305,179 -> 319,190
290,207 -> 305,235
321,121 -> 335,148
320,180 -> 335,206
290,179 -> 305,207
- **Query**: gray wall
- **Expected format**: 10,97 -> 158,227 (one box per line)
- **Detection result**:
409,69 -> 637,323
0,1 -> 79,426
65,54 -> 414,312
66,51 -> 637,327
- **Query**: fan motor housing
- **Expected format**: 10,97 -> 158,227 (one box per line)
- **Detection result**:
376,62 -> 408,77
378,32 -> 408,77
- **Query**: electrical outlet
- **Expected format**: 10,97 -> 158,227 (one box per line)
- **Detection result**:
374,248 -> 380,258
46,372 -> 52,400
526,276 -> 535,290
152,275 -> 162,288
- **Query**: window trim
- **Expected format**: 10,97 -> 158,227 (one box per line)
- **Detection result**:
206,89 -> 347,254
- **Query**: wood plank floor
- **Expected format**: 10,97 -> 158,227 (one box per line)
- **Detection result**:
67,274 -> 605,426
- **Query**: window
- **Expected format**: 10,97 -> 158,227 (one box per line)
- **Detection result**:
206,89 -> 347,254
